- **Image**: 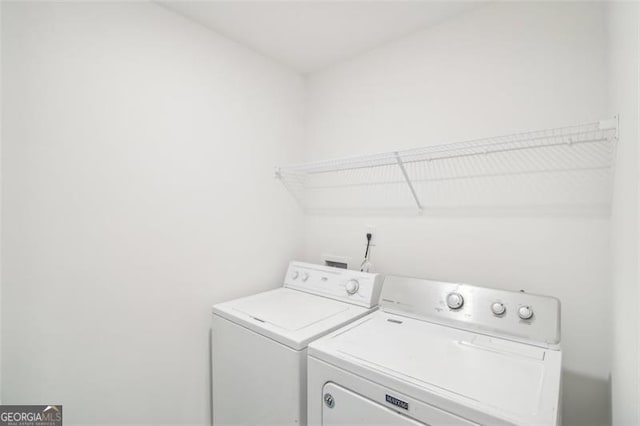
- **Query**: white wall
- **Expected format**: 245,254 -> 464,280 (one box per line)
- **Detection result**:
302,3 -> 612,425
1,2 -> 304,425
607,2 -> 640,425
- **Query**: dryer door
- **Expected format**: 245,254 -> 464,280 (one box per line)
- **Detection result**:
322,383 -> 426,425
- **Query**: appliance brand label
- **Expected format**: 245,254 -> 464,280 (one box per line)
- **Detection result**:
385,394 -> 409,410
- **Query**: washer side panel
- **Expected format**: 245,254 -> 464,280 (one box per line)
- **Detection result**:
212,314 -> 305,425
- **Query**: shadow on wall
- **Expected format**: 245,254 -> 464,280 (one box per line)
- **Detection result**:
562,369 -> 610,426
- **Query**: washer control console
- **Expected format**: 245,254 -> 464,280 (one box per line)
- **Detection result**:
380,276 -> 561,348
284,261 -> 384,308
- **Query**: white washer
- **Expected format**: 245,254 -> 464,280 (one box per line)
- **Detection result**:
211,261 -> 383,426
308,275 -> 562,426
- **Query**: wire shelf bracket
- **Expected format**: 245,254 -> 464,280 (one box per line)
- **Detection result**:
394,151 -> 423,211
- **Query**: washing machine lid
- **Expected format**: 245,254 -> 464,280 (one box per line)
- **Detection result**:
309,311 -> 562,426
213,288 -> 373,350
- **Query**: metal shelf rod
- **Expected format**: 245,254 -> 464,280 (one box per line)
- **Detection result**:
300,165 -> 612,191
294,135 -> 611,176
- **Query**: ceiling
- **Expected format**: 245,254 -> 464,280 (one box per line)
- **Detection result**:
158,1 -> 482,74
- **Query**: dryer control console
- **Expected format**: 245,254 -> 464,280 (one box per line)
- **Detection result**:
284,261 -> 384,308
380,275 -> 561,348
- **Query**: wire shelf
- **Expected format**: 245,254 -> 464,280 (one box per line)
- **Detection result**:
276,118 -> 618,214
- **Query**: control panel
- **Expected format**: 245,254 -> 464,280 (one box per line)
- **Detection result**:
380,275 -> 561,348
284,261 -> 384,308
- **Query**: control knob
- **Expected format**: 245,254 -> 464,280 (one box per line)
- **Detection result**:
291,270 -> 299,280
518,305 -> 534,320
302,272 -> 310,282
446,292 -> 464,310
491,302 -> 506,316
345,279 -> 359,295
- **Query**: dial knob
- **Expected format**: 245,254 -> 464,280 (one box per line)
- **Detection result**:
518,305 -> 534,320
345,279 -> 360,295
302,272 -> 310,282
291,270 -> 299,280
446,292 -> 464,310
491,302 -> 506,316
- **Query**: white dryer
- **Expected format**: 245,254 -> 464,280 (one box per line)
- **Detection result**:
308,275 -> 562,426
211,261 -> 383,426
